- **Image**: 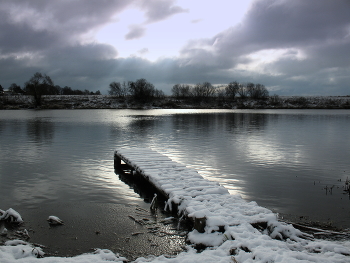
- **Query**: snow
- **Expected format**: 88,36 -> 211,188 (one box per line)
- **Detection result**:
114,148 -> 350,262
0,244 -> 126,262
2,94 -> 350,109
0,208 -> 23,224
47,215 -> 64,225
1,148 -> 349,262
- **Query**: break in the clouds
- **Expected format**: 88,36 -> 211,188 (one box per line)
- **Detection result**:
0,0 -> 349,95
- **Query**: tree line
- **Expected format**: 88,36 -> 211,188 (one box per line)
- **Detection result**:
1,72 -> 269,107
108,78 -> 165,102
0,72 -> 100,106
172,81 -> 269,101
108,80 -> 269,103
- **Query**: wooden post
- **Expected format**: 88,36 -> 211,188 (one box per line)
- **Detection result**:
114,155 -> 121,170
194,217 -> 206,233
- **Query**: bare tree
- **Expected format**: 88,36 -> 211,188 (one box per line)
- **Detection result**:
179,84 -> 191,98
202,82 -> 216,97
9,83 -> 24,94
246,82 -> 255,98
154,89 -> 165,99
246,83 -> 269,99
128,78 -> 155,102
24,72 -> 54,107
191,82 -> 215,101
108,81 -> 128,97
253,83 -> 269,99
237,83 -> 248,99
121,81 -> 128,97
172,84 -> 191,99
225,81 -> 239,99
109,82 -> 121,96
172,84 -> 181,98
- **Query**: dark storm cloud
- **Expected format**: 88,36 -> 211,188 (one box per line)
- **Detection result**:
0,55 -> 41,86
182,0 -> 350,63
0,8 -> 58,52
0,0 -> 131,52
178,0 -> 350,95
0,43 -> 119,91
0,0 -> 130,89
1,0 -> 349,95
110,57 -> 237,90
241,0 -> 350,46
44,43 -> 120,91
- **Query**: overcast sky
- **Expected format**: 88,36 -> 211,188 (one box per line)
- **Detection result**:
0,0 -> 349,95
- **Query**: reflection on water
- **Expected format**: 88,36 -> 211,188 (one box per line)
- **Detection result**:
26,118 -> 54,144
1,109 -> 350,237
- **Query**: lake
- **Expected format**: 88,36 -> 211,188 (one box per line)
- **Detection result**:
0,109 -> 349,257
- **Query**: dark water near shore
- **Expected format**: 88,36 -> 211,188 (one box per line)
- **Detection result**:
1,109 -> 350,256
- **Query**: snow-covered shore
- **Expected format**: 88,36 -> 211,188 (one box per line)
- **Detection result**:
1,202 -> 350,262
1,148 -> 350,262
1,95 -> 350,109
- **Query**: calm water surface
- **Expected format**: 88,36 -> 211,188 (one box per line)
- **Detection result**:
1,109 -> 350,256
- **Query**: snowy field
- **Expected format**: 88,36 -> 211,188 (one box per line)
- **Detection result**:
1,95 -> 350,109
1,148 -> 350,262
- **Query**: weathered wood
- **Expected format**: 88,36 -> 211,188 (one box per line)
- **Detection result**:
194,217 -> 206,233
114,155 -> 122,170
114,148 -> 213,232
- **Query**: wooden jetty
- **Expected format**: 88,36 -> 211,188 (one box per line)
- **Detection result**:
114,148 -> 273,234
114,148 -> 223,232
114,148 -> 350,262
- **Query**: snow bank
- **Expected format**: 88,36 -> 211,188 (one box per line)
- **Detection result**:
47,215 -> 64,225
1,239 -> 349,263
0,244 -> 126,262
0,208 -> 23,224
134,240 -> 350,263
2,94 -> 349,109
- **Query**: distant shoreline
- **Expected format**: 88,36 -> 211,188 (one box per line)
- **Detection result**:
1,94 -> 350,110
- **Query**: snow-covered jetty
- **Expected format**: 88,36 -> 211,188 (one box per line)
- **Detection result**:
115,148 -> 232,232
114,148 -> 350,262
114,148 -> 298,235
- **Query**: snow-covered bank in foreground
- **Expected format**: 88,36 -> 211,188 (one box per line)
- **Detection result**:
1,208 -> 350,263
0,243 -> 126,262
1,220 -> 350,262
